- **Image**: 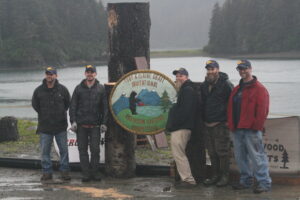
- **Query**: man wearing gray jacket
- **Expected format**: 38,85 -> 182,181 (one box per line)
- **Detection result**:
70,65 -> 108,182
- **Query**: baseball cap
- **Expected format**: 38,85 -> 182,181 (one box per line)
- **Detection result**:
172,68 -> 189,76
45,66 -> 57,74
236,60 -> 251,70
85,65 -> 96,73
205,60 -> 219,69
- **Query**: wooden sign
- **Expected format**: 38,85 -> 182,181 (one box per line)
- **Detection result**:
109,70 -> 177,135
230,116 -> 300,174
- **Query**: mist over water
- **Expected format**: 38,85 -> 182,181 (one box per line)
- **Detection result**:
1,57 -> 299,118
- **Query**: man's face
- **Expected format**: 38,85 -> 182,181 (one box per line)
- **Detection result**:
237,67 -> 252,79
206,67 -> 219,81
175,73 -> 188,84
85,71 -> 97,81
45,73 -> 57,83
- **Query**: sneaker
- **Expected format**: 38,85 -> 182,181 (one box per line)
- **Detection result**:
41,173 -> 52,181
232,183 -> 250,190
60,171 -> 71,181
253,186 -> 269,194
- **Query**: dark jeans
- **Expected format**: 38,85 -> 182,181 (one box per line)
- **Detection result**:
204,122 -> 230,175
77,126 -> 101,176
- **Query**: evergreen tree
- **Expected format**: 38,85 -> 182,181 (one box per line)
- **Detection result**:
280,149 -> 289,169
205,0 -> 300,54
160,90 -> 172,113
0,0 -> 107,67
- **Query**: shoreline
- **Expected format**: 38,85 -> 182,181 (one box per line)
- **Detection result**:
0,60 -> 108,71
1,50 -> 299,70
150,49 -> 300,60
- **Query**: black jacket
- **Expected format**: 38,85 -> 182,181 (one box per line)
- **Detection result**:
32,79 -> 70,134
201,72 -> 233,123
166,79 -> 198,132
69,79 -> 108,125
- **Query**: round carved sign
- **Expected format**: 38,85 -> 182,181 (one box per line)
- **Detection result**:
109,70 -> 177,135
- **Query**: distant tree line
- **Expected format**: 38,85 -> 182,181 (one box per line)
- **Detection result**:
204,0 -> 300,54
0,0 -> 107,67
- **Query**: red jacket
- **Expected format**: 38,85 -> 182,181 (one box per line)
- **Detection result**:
227,77 -> 269,131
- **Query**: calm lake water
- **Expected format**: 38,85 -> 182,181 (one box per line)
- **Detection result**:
1,56 -> 300,119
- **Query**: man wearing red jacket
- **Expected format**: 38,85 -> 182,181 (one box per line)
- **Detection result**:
227,60 -> 271,194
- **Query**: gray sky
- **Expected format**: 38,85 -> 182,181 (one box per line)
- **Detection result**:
102,0 -> 225,50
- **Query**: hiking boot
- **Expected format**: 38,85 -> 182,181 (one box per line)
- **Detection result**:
216,174 -> 229,187
60,171 -> 71,181
232,183 -> 250,190
253,186 -> 270,194
203,175 -> 219,186
40,173 -> 52,181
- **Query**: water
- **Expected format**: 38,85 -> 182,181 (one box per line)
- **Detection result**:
1,56 -> 300,118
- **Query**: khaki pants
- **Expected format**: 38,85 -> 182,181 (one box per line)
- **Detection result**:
171,129 -> 196,184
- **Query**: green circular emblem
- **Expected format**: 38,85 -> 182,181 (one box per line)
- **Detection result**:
109,70 -> 177,135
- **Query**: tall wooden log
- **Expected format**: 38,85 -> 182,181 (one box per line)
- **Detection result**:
105,3 -> 151,178
107,2 -> 150,81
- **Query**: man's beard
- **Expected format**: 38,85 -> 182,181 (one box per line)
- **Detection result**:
46,78 -> 55,84
206,73 -> 218,84
86,77 -> 95,82
175,81 -> 183,91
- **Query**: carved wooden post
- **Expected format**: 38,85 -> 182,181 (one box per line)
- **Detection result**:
105,2 -> 150,178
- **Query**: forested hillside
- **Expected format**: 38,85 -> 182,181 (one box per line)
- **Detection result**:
205,0 -> 300,54
0,0 -> 107,67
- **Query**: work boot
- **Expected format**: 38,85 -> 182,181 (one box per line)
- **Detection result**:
60,171 -> 71,181
92,172 -> 102,182
81,171 -> 91,182
216,173 -> 229,187
203,157 -> 219,186
40,173 -> 52,181
203,175 -> 219,186
174,181 -> 197,189
216,157 -> 230,187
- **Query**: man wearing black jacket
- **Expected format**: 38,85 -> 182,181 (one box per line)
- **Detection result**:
201,60 -> 233,187
167,68 -> 198,187
69,65 -> 108,182
32,66 -> 71,182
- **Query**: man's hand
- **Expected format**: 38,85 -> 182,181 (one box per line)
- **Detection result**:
69,122 -> 77,132
100,124 -> 107,132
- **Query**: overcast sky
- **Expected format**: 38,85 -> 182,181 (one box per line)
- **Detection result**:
102,0 -> 225,50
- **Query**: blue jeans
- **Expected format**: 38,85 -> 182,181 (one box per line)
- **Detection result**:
233,129 -> 271,189
40,131 -> 70,174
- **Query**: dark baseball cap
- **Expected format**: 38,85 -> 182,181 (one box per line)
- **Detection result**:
45,66 -> 57,74
237,60 -> 251,70
205,60 -> 219,69
85,65 -> 96,73
172,68 -> 189,76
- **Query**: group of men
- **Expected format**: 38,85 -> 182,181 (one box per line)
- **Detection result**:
32,65 -> 108,182
32,60 -> 271,194
167,59 -> 271,194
